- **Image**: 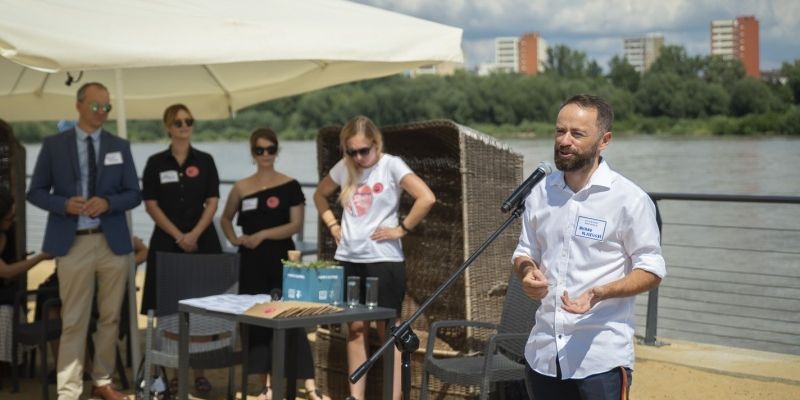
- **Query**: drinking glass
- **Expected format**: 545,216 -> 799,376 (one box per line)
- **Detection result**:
346,276 -> 361,308
365,277 -> 379,308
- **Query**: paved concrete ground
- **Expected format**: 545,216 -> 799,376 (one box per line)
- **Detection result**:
7,261 -> 799,399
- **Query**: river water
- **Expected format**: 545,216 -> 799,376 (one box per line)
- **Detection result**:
23,136 -> 800,252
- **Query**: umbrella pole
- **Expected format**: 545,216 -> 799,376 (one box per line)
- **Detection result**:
114,68 -> 141,372
114,69 -> 128,139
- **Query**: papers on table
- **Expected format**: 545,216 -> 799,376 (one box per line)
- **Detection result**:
244,301 -> 343,319
179,294 -> 271,315
180,295 -> 343,319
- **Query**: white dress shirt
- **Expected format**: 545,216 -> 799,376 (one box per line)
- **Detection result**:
512,159 -> 666,379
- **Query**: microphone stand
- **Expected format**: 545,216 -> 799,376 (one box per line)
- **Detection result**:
350,200 -> 528,400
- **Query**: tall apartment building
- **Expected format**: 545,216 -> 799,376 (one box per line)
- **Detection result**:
623,34 -> 664,74
519,32 -> 548,75
495,37 -> 519,73
711,16 -> 759,78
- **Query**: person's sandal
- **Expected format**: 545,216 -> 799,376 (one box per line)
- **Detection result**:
194,376 -> 213,394
257,386 -> 272,400
306,388 -> 330,400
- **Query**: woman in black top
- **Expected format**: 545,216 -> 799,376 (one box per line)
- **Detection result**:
220,128 -> 328,400
140,103 -> 221,394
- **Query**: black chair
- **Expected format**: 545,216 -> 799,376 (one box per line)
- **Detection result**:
10,287 -> 61,400
142,252 -> 241,400
10,286 -> 130,400
420,271 -> 540,400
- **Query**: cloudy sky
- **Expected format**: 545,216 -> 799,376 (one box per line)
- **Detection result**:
355,0 -> 800,71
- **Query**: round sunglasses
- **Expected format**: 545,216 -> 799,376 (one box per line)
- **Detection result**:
345,145 -> 373,158
172,118 -> 195,128
253,145 -> 278,156
89,102 -> 113,113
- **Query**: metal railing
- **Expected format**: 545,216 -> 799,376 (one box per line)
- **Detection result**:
23,172 -> 800,353
643,192 -> 800,352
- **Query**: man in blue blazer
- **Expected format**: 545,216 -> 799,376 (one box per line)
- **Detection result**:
28,82 -> 141,400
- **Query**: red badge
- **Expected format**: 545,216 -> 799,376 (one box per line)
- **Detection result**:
373,182 -> 384,194
185,166 -> 199,178
266,196 -> 280,208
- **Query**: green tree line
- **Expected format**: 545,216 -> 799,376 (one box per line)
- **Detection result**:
10,45 -> 800,143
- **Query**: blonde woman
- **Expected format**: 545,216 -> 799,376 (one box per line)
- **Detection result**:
313,116 -> 435,400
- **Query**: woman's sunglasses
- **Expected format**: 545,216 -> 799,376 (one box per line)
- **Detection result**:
345,146 -> 373,158
172,118 -> 194,128
253,145 -> 278,156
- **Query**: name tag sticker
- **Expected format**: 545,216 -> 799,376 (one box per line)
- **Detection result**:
575,216 -> 606,241
104,151 -> 123,165
242,198 -> 258,212
159,170 -> 179,184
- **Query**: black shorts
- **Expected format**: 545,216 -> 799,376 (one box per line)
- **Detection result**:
338,260 -> 405,315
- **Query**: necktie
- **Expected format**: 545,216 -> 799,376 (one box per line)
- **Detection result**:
86,136 -> 97,197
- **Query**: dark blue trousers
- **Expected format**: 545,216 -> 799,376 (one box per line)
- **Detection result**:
524,359 -> 632,400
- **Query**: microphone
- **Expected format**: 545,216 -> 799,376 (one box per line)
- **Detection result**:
501,161 -> 553,213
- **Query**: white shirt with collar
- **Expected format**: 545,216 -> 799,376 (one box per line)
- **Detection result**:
512,159 -> 666,379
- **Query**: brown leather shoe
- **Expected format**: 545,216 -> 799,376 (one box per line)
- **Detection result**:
91,384 -> 129,400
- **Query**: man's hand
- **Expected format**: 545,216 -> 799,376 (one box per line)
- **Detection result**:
82,196 -> 109,218
65,196 -> 87,215
561,287 -> 605,314
521,266 -> 550,300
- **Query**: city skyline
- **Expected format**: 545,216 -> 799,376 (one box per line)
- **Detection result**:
356,0 -> 799,72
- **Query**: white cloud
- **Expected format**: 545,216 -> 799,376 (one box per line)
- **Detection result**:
354,0 -> 800,70
461,37 -> 495,68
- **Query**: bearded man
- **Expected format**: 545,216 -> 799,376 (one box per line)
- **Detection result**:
511,94 -> 666,400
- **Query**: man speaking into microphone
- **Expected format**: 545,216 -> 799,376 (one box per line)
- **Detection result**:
512,94 -> 666,400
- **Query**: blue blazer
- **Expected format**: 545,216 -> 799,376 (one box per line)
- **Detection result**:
27,129 -> 142,256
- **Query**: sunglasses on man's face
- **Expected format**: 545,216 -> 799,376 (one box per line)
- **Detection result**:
345,145 -> 373,158
172,118 -> 195,128
253,145 -> 278,156
89,102 -> 113,113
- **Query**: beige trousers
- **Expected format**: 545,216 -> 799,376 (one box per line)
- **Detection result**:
56,233 -> 131,400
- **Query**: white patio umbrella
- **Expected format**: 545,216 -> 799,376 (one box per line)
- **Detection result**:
0,0 -> 463,135
0,0 -> 462,371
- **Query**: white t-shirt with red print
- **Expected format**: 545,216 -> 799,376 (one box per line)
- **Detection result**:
329,154 -> 413,262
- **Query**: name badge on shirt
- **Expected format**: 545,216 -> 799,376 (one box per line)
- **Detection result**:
159,170 -> 179,184
104,151 -> 123,165
575,216 -> 606,241
242,198 -> 258,212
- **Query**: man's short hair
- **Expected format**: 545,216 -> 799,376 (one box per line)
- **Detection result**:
76,82 -> 109,102
560,94 -> 614,133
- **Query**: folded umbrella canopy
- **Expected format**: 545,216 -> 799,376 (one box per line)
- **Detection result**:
0,0 -> 463,128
